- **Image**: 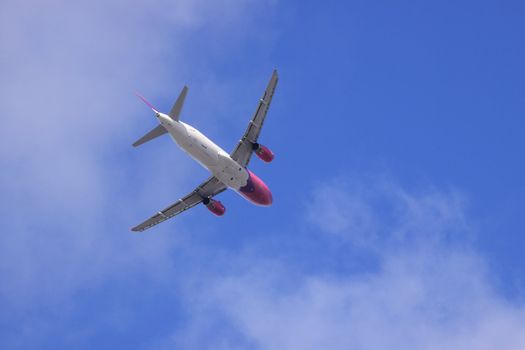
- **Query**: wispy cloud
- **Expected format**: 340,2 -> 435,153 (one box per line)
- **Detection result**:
166,177 -> 525,349
307,176 -> 470,250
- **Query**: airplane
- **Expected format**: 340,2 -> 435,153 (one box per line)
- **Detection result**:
130,70 -> 278,232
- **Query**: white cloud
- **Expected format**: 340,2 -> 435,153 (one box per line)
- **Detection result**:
308,177 -> 470,250
307,178 -> 378,244
167,178 -> 525,349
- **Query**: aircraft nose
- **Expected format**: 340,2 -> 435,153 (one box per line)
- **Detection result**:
239,170 -> 273,206
259,187 -> 273,206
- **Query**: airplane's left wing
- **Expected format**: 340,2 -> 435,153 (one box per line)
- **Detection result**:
231,69 -> 278,167
131,176 -> 227,232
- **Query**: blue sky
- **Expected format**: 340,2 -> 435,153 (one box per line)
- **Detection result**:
1,0 -> 524,349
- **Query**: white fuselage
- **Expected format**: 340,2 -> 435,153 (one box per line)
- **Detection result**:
156,113 -> 249,190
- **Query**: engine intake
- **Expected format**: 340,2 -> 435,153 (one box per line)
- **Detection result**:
252,143 -> 274,163
204,198 -> 226,216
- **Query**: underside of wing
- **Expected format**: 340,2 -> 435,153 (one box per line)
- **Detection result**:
231,69 -> 278,167
131,176 -> 227,232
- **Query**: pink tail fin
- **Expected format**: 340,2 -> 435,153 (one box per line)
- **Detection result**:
134,92 -> 158,112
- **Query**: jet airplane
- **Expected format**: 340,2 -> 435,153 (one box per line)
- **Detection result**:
131,70 -> 278,232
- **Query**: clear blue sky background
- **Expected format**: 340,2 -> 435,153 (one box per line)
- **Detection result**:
1,0 -> 524,349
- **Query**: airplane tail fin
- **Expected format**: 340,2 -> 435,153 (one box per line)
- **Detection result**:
133,92 -> 167,147
135,92 -> 158,114
132,86 -> 188,147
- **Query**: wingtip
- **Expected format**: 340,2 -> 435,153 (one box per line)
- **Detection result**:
180,85 -> 189,98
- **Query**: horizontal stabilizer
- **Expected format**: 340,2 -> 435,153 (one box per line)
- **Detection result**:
169,86 -> 188,121
132,124 -> 168,147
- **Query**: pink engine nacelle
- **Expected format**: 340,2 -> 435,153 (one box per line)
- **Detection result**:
253,143 -> 274,163
205,199 -> 226,216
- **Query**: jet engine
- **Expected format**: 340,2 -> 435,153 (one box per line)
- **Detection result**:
203,198 -> 226,216
252,143 -> 274,163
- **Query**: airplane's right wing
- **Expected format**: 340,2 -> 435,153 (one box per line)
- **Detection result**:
131,176 -> 227,232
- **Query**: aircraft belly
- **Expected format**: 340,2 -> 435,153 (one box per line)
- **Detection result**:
211,153 -> 249,189
188,145 -> 219,167
167,122 -> 220,168
165,120 -> 248,188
